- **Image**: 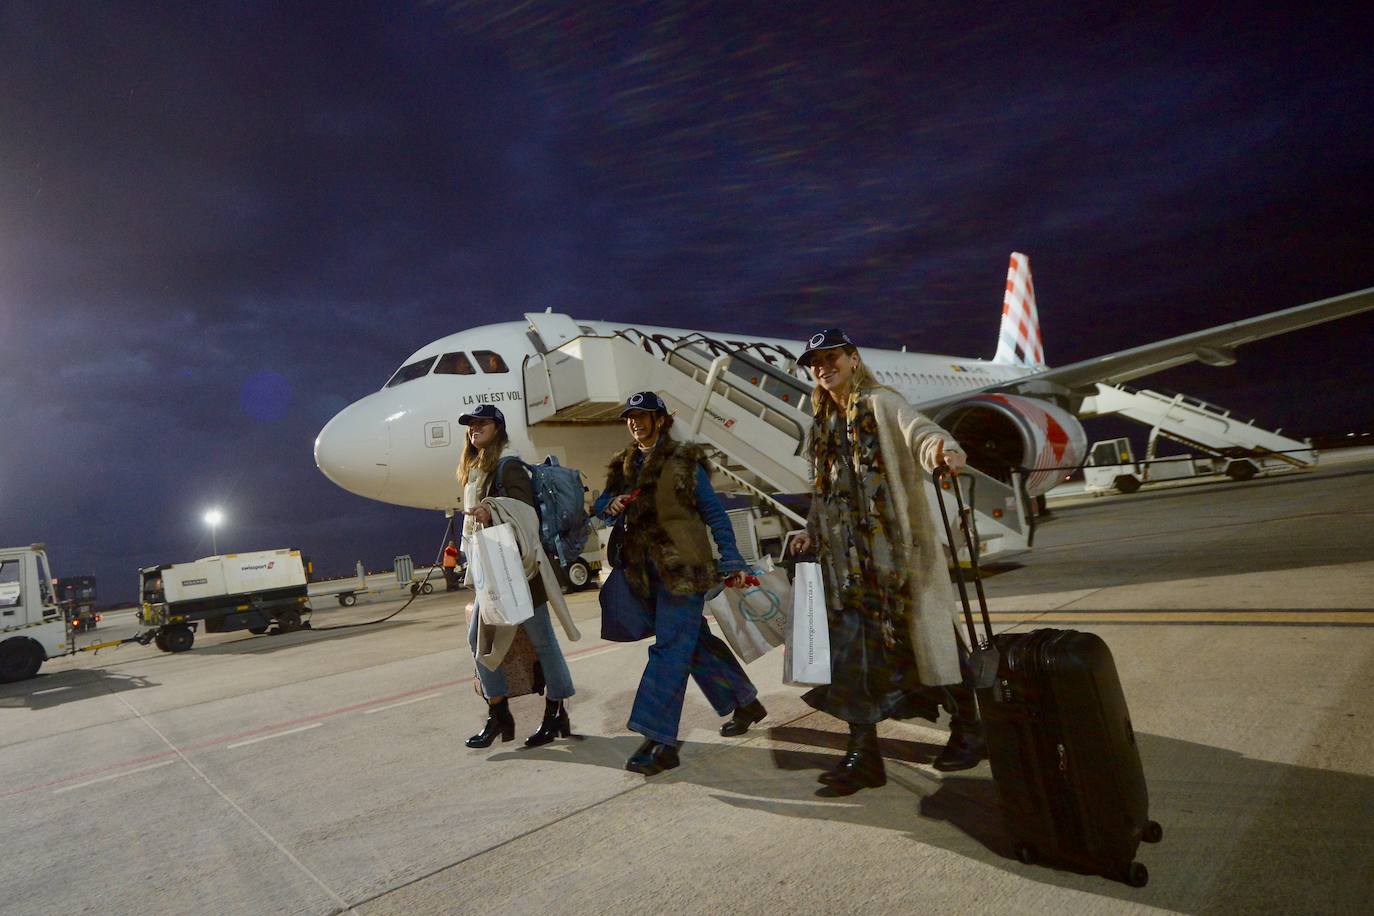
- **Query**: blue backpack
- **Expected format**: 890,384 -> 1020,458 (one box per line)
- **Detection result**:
495,455 -> 592,566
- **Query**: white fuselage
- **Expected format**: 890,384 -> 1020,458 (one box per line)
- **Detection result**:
314,317 -> 1030,511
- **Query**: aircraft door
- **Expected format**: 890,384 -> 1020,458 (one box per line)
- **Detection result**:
524,312 -> 583,353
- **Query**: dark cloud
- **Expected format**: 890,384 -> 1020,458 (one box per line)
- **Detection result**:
2,0 -> 1371,601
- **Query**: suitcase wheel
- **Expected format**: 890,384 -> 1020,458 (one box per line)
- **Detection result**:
1015,845 -> 1036,865
1125,862 -> 1149,888
1143,820 -> 1164,844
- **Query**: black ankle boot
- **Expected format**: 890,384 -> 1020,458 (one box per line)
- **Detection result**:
933,686 -> 987,772
525,699 -> 571,747
719,698 -> 767,737
625,738 -> 680,776
818,723 -> 886,795
466,698 -> 515,748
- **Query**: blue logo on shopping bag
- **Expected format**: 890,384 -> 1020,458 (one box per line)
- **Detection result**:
739,585 -> 783,622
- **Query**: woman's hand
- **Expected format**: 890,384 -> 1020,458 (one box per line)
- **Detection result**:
470,504 -> 493,526
790,533 -> 812,556
604,493 -> 632,517
933,440 -> 967,475
723,570 -> 749,589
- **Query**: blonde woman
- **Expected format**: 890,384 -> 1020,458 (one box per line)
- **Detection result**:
458,404 -> 576,748
789,329 -> 985,795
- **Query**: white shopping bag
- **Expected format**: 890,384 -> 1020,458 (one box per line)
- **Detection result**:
783,561 -> 831,686
474,523 -> 535,626
706,559 -> 790,664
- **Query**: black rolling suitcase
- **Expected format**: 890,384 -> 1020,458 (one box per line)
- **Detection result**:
933,468 -> 1163,887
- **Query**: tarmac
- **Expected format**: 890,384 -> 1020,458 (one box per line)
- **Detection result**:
3,451 -> 1373,915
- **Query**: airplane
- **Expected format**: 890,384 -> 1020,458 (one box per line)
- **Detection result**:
314,253 -> 1374,536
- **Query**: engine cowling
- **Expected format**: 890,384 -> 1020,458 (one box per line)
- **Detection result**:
933,393 -> 1086,497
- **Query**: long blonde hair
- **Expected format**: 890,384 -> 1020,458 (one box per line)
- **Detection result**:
808,347 -> 892,424
457,426 -> 511,487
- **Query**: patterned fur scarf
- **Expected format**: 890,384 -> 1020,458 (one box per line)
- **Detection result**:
810,389 -> 913,648
604,439 -> 717,598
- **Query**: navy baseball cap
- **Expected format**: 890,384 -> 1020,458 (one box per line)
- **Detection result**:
619,391 -> 668,417
458,404 -> 505,426
797,328 -> 856,368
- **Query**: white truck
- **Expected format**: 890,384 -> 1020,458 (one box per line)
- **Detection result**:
138,549 -> 312,652
1,543 -> 69,682
1082,436 -> 1265,495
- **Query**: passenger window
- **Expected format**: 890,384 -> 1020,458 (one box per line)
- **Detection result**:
473,350 -> 509,374
385,356 -> 437,388
434,352 -> 476,375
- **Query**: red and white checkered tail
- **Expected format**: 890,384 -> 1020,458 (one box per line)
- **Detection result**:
992,252 -> 1046,368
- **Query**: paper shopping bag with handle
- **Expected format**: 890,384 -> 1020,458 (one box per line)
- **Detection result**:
707,559 -> 790,663
475,523 -> 535,626
783,561 -> 831,685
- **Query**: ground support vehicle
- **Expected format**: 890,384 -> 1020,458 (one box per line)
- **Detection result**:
554,543 -> 602,593
1081,437 -> 1304,495
2,544 -> 71,682
139,549 -> 312,652
56,576 -> 100,632
3,544 -> 162,681
308,560 -> 371,607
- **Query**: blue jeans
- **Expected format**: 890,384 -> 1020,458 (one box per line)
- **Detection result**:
627,582 -> 758,746
467,603 -> 575,701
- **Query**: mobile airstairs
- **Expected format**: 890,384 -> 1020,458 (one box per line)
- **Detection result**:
1081,383 -> 1318,475
520,315 -> 1033,561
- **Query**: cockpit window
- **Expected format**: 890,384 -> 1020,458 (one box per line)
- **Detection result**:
473,350 -> 509,374
434,352 -> 476,375
385,356 -> 437,388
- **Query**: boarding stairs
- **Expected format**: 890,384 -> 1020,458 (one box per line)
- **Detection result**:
1082,384 -> 1317,470
520,313 -> 1031,560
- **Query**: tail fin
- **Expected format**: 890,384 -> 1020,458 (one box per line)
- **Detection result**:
992,252 -> 1046,368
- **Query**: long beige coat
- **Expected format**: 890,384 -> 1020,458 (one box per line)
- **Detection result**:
818,387 -> 966,687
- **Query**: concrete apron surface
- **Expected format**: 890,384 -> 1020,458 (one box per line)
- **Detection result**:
3,461 -> 1373,916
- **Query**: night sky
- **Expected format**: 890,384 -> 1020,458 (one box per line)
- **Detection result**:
3,1 -> 1372,604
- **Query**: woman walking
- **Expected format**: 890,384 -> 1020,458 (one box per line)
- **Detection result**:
458,404 -> 579,749
595,391 -> 766,776
789,329 -> 986,795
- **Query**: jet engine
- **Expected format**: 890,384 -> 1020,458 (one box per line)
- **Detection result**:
933,393 -> 1087,498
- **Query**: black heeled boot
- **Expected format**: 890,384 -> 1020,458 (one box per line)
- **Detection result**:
525,699 -> 571,747
465,698 -> 515,748
818,723 -> 886,795
933,685 -> 987,772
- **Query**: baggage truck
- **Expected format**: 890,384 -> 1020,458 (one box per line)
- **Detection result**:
139,549 -> 312,653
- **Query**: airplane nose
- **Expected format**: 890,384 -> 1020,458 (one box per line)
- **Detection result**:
315,397 -> 392,500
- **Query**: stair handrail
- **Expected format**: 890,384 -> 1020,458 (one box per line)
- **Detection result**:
707,457 -> 808,527
664,337 -> 811,454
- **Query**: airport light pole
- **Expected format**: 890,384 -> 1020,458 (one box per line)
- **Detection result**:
204,508 -> 224,555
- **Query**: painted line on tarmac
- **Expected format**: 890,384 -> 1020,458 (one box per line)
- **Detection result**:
565,643 -> 636,663
3,638 -> 634,799
986,610 -> 1374,626
52,759 -> 177,794
227,722 -> 324,749
363,692 -> 444,714
30,685 -> 74,696
108,693 -> 360,914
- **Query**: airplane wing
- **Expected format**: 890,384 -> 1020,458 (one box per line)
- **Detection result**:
994,285 -> 1374,394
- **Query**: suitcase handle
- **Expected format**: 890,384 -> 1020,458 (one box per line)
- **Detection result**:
933,465 -> 995,649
